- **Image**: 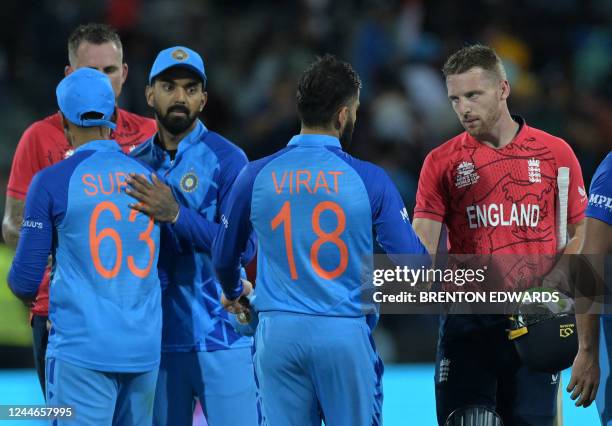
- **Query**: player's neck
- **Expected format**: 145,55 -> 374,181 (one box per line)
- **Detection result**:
69,128 -> 111,149
300,126 -> 339,139
476,112 -> 519,149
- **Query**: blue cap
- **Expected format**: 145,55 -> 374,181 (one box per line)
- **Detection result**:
56,68 -> 116,130
149,46 -> 207,85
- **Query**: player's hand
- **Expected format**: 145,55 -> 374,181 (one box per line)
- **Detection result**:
567,347 -> 600,407
126,173 -> 180,222
541,266 -> 572,296
221,279 -> 253,314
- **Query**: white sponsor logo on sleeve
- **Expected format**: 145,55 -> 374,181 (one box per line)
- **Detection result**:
589,193 -> 612,211
400,207 -> 409,223
22,220 -> 43,229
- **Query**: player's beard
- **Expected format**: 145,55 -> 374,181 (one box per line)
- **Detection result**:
464,106 -> 502,139
339,115 -> 355,149
156,104 -> 198,135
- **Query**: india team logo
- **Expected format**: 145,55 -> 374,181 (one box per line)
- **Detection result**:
172,48 -> 189,61
455,161 -> 479,188
527,158 -> 541,183
180,172 -> 198,192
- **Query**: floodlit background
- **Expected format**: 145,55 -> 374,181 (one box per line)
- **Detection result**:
0,0 -> 609,424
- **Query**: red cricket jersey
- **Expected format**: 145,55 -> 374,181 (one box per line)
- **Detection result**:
7,109 -> 157,316
414,117 -> 587,289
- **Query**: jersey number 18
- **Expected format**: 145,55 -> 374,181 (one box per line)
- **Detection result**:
271,200 -> 348,280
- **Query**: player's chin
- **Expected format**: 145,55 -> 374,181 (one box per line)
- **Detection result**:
464,126 -> 484,138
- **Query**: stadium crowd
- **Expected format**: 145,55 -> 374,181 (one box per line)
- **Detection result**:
1,0 -> 611,365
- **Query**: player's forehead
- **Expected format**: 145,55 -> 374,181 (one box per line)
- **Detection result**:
73,41 -> 122,68
446,67 -> 497,94
155,68 -> 202,87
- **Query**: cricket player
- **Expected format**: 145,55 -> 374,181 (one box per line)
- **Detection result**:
567,151 -> 612,423
8,68 -> 161,425
2,23 -> 156,395
412,44 -> 587,425
127,46 -> 258,425
213,54 -> 427,426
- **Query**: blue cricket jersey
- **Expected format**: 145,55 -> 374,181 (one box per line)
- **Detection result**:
8,139 -> 161,372
130,120 -> 255,352
586,152 -> 612,225
214,134 -> 427,322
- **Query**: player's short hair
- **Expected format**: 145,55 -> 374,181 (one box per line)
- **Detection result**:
442,44 -> 507,81
67,23 -> 123,66
297,54 -> 361,128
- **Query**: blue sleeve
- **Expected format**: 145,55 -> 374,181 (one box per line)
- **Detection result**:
586,153 -> 612,225
369,167 -> 428,255
216,143 -> 257,264
170,142 -> 256,263
8,172 -> 54,300
171,204 -> 220,253
213,164 -> 258,300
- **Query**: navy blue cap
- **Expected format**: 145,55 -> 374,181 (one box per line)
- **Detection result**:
149,46 -> 207,85
56,68 -> 116,130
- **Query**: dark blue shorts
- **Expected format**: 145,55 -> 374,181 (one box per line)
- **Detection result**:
31,314 -> 48,397
435,316 -> 559,426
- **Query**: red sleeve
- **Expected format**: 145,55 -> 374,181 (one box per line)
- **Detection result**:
7,123 -> 46,200
413,150 -> 447,222
550,138 -> 587,224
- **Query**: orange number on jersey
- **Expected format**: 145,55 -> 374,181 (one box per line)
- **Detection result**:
127,209 -> 155,278
310,201 -> 348,279
89,201 -> 123,279
271,201 -> 298,279
89,202 -> 155,279
271,200 -> 348,280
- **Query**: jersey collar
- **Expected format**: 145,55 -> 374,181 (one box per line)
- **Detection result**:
176,119 -> 208,153
74,139 -> 122,153
287,134 -> 342,149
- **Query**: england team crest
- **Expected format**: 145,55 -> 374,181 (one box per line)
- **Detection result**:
180,172 -> 198,192
527,158 -> 541,183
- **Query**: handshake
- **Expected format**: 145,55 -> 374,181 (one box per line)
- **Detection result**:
221,279 -> 258,336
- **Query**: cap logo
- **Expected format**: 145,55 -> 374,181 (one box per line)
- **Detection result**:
172,49 -> 189,61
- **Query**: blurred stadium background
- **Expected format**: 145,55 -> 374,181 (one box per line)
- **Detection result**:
0,0 -> 609,424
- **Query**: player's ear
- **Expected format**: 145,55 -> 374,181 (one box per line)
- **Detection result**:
500,79 -> 511,101
99,126 -> 112,139
145,85 -> 154,108
121,63 -> 128,85
65,65 -> 74,77
59,112 -> 74,146
199,91 -> 207,112
59,112 -> 68,130
337,105 -> 349,129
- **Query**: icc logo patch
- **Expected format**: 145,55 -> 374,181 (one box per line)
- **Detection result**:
455,161 -> 479,188
172,48 -> 189,61
180,172 -> 198,193
559,323 -> 574,338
